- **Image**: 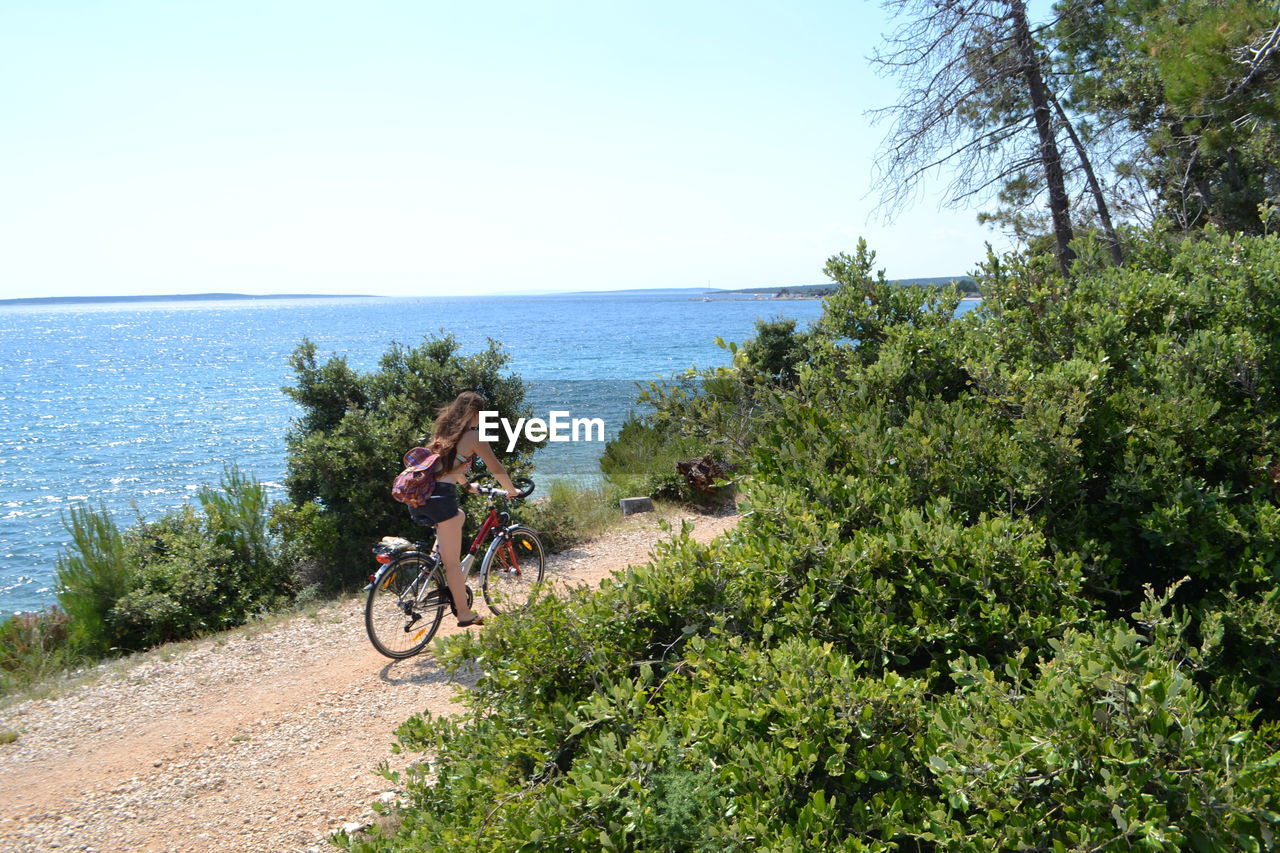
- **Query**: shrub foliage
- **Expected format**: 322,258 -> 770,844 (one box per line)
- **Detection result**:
338,231 -> 1280,851
275,333 -> 534,590
39,466 -> 289,661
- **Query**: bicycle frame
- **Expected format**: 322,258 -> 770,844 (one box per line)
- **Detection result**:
465,500 -> 518,569
369,501 -> 507,589
369,480 -> 532,597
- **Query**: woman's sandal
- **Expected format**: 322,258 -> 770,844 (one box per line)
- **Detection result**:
457,615 -> 486,628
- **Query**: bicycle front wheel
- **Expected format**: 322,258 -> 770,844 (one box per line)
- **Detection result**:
481,526 -> 545,614
365,555 -> 448,658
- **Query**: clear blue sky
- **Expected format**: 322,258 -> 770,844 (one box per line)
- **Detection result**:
0,1 -> 1026,298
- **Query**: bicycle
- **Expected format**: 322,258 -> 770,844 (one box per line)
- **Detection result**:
364,476 -> 545,659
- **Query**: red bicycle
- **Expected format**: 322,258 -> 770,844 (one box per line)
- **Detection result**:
364,476 -> 545,659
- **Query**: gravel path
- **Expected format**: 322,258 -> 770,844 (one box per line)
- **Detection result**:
0,508 -> 738,853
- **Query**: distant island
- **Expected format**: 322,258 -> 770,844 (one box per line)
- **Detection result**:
0,293 -> 377,306
700,276 -> 979,300
0,281 -> 982,307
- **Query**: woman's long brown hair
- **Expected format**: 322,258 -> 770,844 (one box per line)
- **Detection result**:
428,391 -> 486,471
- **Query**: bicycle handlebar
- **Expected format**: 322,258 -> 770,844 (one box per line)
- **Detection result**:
468,475 -> 535,500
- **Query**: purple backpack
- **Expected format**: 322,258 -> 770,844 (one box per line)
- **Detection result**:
391,447 -> 441,507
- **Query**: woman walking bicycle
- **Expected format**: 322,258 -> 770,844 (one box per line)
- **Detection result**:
411,390 -> 519,627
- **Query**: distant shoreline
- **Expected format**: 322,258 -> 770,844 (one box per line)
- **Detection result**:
0,283 -> 980,307
694,294 -> 983,302
0,293 -> 378,307
700,276 -> 979,301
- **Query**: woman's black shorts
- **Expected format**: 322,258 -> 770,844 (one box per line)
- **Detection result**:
409,482 -> 462,525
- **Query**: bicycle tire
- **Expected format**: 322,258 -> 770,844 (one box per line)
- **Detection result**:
365,554 -> 448,659
480,526 -> 545,614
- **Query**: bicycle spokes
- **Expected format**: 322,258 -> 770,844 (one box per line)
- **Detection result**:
482,528 -> 545,614
365,555 -> 449,659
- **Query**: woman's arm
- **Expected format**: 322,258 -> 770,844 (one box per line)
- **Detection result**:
473,438 -> 519,497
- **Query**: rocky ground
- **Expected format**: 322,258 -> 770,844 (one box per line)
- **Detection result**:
0,508 -> 737,853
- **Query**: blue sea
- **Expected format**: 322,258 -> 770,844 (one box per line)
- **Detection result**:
0,291 -> 836,614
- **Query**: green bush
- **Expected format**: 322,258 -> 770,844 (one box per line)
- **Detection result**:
337,231 -> 1280,850
278,334 -> 535,590
198,465 -> 275,580
49,466 -> 289,659
735,316 -> 812,388
965,232 -> 1280,604
599,414 -> 715,503
375,634 -> 927,851
725,491 -> 1090,677
919,590 -> 1280,850
112,505 -> 290,650
112,506 -> 240,648
268,498 -> 341,592
54,502 -> 132,658
602,318 -> 803,507
517,480 -> 620,553
0,607 -> 78,694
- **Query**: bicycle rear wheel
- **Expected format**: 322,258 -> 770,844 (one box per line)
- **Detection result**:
365,554 -> 448,658
481,526 -> 545,614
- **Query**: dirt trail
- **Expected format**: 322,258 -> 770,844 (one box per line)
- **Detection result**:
0,509 -> 737,853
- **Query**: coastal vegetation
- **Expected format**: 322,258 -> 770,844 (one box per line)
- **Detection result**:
0,335 -> 618,696
4,3 -> 1278,846
715,277 -> 981,298
338,227 -> 1280,851
320,9 -> 1280,830
1,467 -> 290,691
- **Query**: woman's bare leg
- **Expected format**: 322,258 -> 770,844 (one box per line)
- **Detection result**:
435,510 -> 479,623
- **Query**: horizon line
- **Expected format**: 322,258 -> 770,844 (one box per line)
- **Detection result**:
0,276 -> 974,306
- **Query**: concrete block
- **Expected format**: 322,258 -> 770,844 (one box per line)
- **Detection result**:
619,496 -> 654,516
